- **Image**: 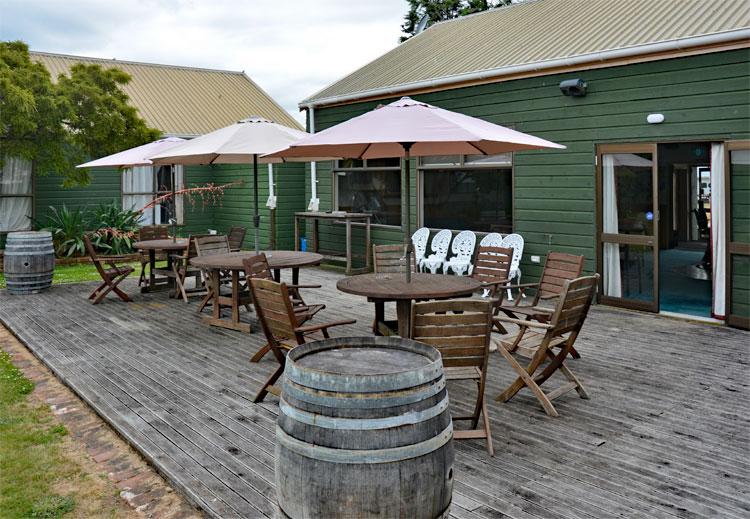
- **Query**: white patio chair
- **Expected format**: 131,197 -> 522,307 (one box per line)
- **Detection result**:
500,233 -> 524,300
443,230 -> 476,276
422,229 -> 452,274
469,232 -> 503,276
411,227 -> 430,272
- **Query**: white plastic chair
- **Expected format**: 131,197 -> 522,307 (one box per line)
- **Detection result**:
443,230 -> 476,276
411,227 -> 430,272
500,233 -> 524,300
422,229 -> 452,274
469,233 -> 503,275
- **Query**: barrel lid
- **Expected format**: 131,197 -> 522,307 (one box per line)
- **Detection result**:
7,231 -> 52,239
285,336 -> 443,392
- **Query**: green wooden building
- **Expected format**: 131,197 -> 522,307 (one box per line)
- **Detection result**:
0,52 -> 306,251
297,0 -> 750,327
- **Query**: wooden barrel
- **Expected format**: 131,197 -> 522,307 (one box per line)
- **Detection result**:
4,231 -> 55,295
276,336 -> 454,519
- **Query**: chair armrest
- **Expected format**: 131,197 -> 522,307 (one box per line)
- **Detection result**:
504,282 -> 540,290
479,278 -> 510,287
295,319 -> 356,334
493,316 -> 553,329
288,284 -> 322,289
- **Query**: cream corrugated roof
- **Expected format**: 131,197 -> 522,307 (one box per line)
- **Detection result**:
32,51 -> 302,135
304,0 -> 750,106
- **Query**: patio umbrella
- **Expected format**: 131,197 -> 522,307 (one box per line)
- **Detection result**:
266,96 -> 565,281
76,137 -> 186,168
150,117 -> 309,253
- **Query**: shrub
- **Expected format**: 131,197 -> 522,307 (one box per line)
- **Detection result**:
89,202 -> 140,255
37,206 -> 87,257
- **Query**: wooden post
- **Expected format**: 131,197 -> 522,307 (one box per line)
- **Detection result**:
294,215 -> 300,251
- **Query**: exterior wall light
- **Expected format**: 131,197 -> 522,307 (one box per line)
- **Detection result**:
647,113 -> 665,124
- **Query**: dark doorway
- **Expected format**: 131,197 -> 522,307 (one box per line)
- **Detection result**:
657,142 -> 712,317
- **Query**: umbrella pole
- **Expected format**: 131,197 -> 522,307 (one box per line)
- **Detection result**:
402,143 -> 414,282
253,154 -> 260,254
171,164 -> 176,243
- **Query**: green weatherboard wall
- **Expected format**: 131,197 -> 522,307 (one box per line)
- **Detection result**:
306,49 -> 750,286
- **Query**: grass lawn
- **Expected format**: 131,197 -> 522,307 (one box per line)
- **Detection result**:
0,262 -> 141,289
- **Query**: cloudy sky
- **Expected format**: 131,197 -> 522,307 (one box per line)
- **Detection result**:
0,0 -> 407,124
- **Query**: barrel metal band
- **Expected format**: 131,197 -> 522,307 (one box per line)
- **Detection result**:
276,423 -> 453,464
282,376 -> 445,409
279,395 -> 448,430
285,358 -> 443,393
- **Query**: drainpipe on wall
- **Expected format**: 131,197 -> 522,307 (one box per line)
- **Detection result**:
307,107 -> 319,212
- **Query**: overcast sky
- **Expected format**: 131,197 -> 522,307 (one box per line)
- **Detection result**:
0,0 -> 407,124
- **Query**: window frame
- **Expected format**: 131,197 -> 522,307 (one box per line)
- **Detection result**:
332,158 -> 403,229
417,154 -> 515,233
0,157 -> 34,234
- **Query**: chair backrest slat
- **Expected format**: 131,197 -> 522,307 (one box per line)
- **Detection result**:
548,275 -> 598,337
539,252 -> 586,299
138,225 -> 169,241
228,227 -> 247,250
374,244 -> 414,273
471,246 -> 513,286
411,299 -> 492,369
194,235 -> 230,256
249,278 -> 299,343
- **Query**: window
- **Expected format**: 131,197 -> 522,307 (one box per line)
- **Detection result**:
122,165 -> 184,225
334,158 -> 401,226
0,157 -> 33,232
419,154 -> 512,233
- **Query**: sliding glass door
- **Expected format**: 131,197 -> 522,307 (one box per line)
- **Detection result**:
597,144 -> 659,311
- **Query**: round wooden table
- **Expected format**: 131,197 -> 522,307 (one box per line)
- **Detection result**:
134,239 -> 189,293
337,273 -> 481,337
190,251 -> 323,333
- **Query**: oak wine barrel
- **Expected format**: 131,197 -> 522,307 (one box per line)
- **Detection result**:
276,336 -> 454,519
4,231 -> 55,295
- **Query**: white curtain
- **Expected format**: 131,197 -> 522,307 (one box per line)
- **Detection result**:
0,157 -> 33,232
602,154 -> 622,297
122,166 -> 154,225
711,143 -> 726,318
174,165 -> 184,224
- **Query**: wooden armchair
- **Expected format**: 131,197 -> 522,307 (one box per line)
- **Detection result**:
371,244 -> 415,335
84,234 -> 134,304
494,274 -> 598,417
194,235 -> 233,312
137,225 -> 169,286
171,235 -> 210,302
411,299 -> 495,455
243,254 -> 324,361
228,227 -> 247,252
248,278 -> 356,403
471,245 -> 513,299
494,252 -> 585,356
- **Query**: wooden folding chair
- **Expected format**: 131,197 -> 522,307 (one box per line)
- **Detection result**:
243,254 -> 324,362
494,274 -> 598,417
228,226 -> 247,252
171,235 -> 209,302
494,252 -> 585,357
411,299 -> 494,455
194,235 -> 233,313
84,235 -> 134,304
471,245 -> 513,299
248,278 -> 356,403
371,244 -> 415,335
137,225 -> 168,286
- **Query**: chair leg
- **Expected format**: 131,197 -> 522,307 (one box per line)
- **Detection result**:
545,349 -> 588,399
481,397 -> 494,456
496,346 -> 558,417
254,364 -> 284,403
250,343 -> 271,363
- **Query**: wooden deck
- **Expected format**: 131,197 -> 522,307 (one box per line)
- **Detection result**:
0,268 -> 748,519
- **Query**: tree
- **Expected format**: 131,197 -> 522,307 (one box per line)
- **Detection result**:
0,41 -> 160,186
400,0 -> 513,42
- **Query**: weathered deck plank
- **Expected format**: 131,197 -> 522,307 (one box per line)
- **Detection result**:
0,267 -> 748,519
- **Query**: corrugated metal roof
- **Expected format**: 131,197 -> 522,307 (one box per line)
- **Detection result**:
304,0 -> 750,106
31,51 -> 302,135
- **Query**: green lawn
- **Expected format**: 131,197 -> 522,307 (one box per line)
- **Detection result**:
0,262 -> 141,289
0,350 -> 78,518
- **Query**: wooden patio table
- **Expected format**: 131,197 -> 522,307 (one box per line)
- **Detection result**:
134,238 -> 188,294
190,251 -> 323,333
337,272 -> 481,338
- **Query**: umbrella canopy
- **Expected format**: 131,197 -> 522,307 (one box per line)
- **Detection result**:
266,97 -> 565,281
150,117 -> 309,253
76,137 -> 186,168
264,97 -> 564,161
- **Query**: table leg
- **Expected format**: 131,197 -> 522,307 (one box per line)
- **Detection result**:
365,217 -> 371,272
231,271 -> 240,325
346,218 -> 352,276
313,219 -> 319,253
211,270 -> 221,320
294,216 -> 300,251
292,267 -> 299,286
167,254 -> 175,298
373,300 -> 385,335
396,300 -> 412,338
273,268 -> 281,283
142,249 -> 156,293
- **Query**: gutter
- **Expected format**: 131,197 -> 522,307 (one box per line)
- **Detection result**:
300,29 -> 750,109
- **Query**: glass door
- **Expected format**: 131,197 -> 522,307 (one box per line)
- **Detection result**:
597,144 -> 659,311
726,140 -> 750,329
